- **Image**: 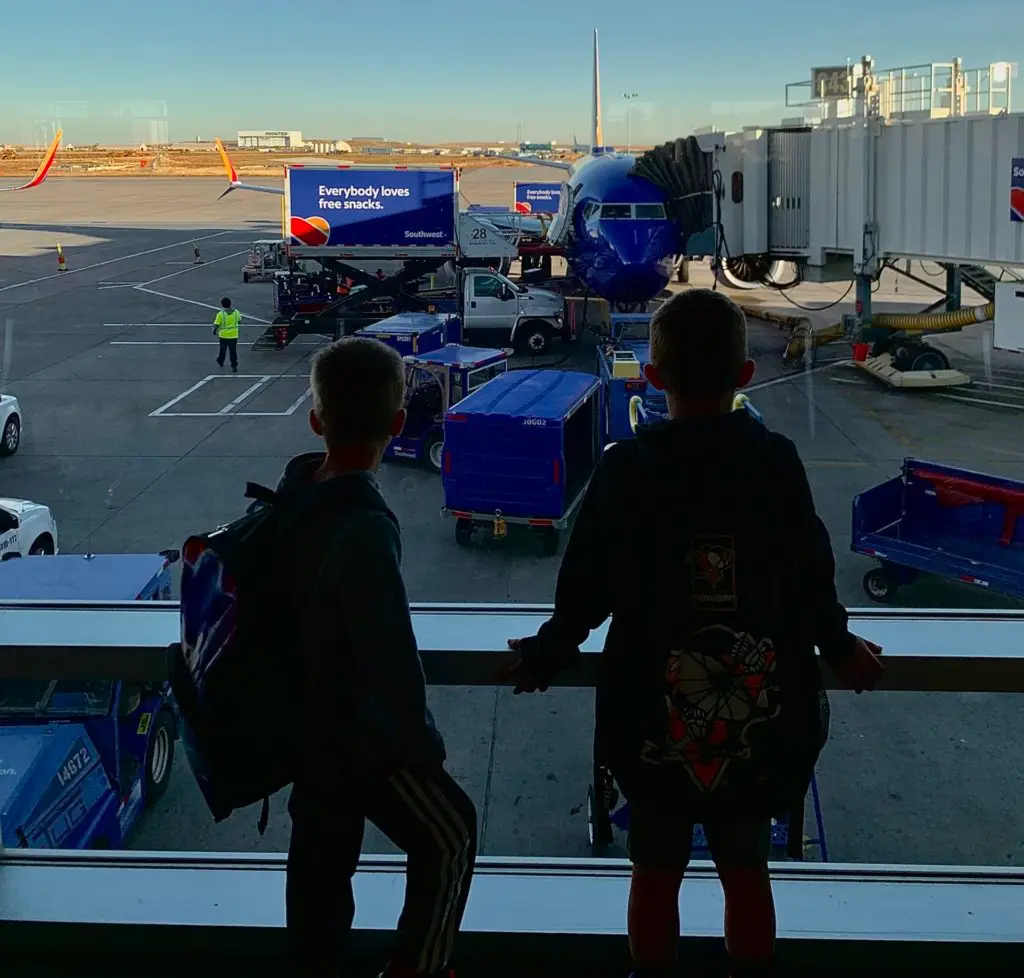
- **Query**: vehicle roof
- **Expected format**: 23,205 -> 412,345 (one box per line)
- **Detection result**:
358,312 -> 452,336
451,369 -> 599,419
0,554 -> 169,601
412,345 -> 507,368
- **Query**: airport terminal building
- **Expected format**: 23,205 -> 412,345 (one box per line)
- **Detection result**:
236,129 -> 303,149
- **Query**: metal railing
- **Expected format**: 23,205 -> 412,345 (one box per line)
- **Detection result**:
2,602 -> 1024,972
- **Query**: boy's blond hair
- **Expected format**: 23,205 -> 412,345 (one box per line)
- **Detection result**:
649,289 -> 748,400
310,337 -> 405,445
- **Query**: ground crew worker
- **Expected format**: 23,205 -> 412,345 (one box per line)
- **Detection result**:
213,297 -> 241,373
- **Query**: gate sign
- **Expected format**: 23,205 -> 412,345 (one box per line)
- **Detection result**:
514,182 -> 563,215
1012,158 -> 1024,223
285,166 -> 458,254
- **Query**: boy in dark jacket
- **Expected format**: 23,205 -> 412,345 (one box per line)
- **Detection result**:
284,337 -> 476,978
503,290 -> 883,978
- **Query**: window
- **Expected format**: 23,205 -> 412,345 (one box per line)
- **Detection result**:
471,274 -> 503,297
3,9 -> 1022,940
633,203 -> 666,219
467,361 -> 508,390
599,204 -> 632,219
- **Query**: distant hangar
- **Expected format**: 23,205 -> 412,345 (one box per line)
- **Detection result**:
236,130 -> 352,153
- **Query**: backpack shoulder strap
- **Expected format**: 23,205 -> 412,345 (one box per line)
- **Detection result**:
244,482 -> 279,506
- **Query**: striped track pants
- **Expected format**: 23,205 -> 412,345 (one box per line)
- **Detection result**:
287,765 -> 477,977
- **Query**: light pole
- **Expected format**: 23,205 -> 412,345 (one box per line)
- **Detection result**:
622,92 -> 639,153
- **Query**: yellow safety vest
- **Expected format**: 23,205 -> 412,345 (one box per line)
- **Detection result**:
215,309 -> 241,339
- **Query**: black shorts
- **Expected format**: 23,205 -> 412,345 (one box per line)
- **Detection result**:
627,795 -> 772,870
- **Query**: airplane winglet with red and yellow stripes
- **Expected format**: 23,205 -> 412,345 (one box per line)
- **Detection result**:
215,137 -> 284,198
0,129 -> 62,192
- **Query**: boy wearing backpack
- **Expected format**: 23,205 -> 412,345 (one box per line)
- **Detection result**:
283,337 -> 477,978
501,289 -> 883,978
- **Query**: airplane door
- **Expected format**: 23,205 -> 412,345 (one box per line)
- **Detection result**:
466,273 -> 507,331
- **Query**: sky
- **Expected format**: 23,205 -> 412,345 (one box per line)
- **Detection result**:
0,0 -> 1017,145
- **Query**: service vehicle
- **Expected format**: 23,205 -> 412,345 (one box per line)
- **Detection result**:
441,368 -> 601,554
355,311 -> 460,358
853,458 -> 1024,603
1,394 -> 21,457
241,238 -> 288,283
0,497 -> 58,558
0,552 -> 179,850
389,345 -> 508,473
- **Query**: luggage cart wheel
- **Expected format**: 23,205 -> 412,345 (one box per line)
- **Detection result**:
537,526 -> 559,557
587,784 -> 614,854
454,519 -> 474,548
863,567 -> 895,603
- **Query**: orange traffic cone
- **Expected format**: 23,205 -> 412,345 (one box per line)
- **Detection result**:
56,243 -> 67,272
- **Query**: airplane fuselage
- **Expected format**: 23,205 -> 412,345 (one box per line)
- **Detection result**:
552,153 -> 679,305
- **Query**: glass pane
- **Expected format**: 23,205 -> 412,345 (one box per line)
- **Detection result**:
1,2 -> 1020,897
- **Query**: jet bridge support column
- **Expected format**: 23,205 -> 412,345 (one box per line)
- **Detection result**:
946,266 -> 962,312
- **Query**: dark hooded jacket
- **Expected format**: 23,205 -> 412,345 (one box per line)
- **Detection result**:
520,412 -> 853,811
277,453 -> 445,785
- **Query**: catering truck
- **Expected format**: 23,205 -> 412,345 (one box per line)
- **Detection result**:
259,164 -> 526,349
263,164 -> 575,352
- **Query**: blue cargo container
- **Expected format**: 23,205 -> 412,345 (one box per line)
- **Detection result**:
597,338 -> 668,445
441,369 -> 601,554
355,312 -> 460,357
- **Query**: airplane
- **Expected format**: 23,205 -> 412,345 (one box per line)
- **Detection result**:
0,130 -> 62,193
504,30 -> 718,308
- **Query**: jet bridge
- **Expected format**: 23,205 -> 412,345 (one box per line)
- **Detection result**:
714,56 -> 1023,369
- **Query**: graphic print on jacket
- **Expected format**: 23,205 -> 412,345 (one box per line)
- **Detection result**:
640,534 -> 783,796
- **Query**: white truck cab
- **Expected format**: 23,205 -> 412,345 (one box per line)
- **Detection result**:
0,498 -> 59,558
460,269 -> 565,355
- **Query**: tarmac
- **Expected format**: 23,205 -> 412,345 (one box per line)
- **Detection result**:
2,174 -> 1023,867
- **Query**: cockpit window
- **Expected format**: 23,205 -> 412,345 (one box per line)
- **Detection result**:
582,202 -> 600,221
634,203 -> 667,219
600,204 -> 633,219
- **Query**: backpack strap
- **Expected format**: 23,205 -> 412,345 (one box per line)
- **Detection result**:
244,482 -> 279,506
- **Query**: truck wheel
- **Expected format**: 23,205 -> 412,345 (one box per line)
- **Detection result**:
516,320 -> 551,356
144,710 -> 175,805
0,414 -> 20,456
537,526 -> 560,556
454,519 -> 474,547
862,568 -> 894,603
423,434 -> 444,474
243,271 -> 250,283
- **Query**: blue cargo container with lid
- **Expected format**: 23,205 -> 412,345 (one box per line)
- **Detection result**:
441,368 -> 601,555
355,312 -> 460,357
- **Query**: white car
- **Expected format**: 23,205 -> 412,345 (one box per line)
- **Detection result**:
0,394 -> 21,456
0,498 -> 58,557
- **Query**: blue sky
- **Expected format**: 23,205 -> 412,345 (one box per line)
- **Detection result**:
0,0 -> 1016,144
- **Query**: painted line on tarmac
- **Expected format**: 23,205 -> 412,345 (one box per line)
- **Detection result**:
138,250 -> 247,286
744,360 -> 850,393
110,339 -> 322,346
0,231 -> 232,293
133,285 -> 273,324
217,377 -> 273,415
935,392 -> 1024,410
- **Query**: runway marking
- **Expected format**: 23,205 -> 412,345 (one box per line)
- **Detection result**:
138,250 -> 247,286
110,339 -> 322,346
133,285 -> 272,324
935,392 -> 1024,410
150,373 -> 311,417
149,376 -> 216,417
0,231 -> 232,293
745,360 -> 850,393
217,377 -> 273,414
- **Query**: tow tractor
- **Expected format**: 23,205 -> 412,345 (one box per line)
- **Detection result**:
387,345 -> 509,473
0,552 -> 180,850
241,239 -> 288,283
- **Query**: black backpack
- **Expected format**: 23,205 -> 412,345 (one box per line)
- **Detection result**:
168,482 -> 306,835
634,424 -> 827,815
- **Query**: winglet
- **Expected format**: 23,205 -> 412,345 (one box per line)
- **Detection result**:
0,129 -> 62,192
215,137 -> 239,198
